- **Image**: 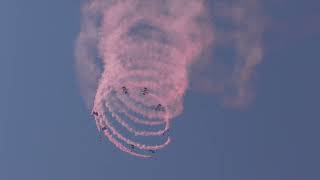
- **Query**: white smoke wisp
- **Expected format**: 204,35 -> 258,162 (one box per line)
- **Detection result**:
75,0 -> 214,157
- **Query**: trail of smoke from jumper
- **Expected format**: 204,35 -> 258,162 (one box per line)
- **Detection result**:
75,0 -> 213,157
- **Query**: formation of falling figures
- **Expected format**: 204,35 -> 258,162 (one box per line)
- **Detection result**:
121,86 -> 166,112
91,86 -> 169,157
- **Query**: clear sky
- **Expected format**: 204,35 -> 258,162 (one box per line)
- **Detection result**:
1,0 -> 320,180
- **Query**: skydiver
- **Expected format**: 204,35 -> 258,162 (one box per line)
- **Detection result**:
92,111 -> 99,116
98,126 -> 107,142
130,144 -> 135,149
122,86 -> 128,94
155,104 -> 161,111
155,104 -> 165,112
101,126 -> 107,131
141,87 -> 148,95
149,149 -> 155,153
162,129 -> 170,136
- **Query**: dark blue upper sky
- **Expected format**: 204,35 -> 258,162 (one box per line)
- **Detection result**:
1,0 -> 319,180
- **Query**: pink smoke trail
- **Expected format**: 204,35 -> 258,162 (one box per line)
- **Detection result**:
189,0 -> 264,108
75,0 -> 263,157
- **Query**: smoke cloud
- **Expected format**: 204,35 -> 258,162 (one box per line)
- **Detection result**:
75,0 -> 263,157
190,0 -> 264,107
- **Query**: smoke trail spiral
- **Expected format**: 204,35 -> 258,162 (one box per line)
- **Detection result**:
75,0 -> 263,158
75,0 -> 213,158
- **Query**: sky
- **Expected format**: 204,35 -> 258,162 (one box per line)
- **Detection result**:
1,0 -> 320,180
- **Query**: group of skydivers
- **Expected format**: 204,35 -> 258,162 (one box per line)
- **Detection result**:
91,86 -> 169,154
121,86 -> 166,112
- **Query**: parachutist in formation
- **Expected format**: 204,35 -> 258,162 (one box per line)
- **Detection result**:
155,104 -> 165,112
92,111 -> 99,117
101,126 -> 107,131
130,144 -> 135,149
148,149 -> 155,154
97,125 -> 107,142
122,86 -> 129,95
141,87 -> 148,95
162,129 -> 170,136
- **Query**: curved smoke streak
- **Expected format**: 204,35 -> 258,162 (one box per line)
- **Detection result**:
75,0 -> 263,157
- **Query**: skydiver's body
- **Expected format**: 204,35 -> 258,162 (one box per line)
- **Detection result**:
141,87 -> 148,95
97,126 -> 107,142
130,144 -> 135,149
101,126 -> 107,131
155,104 -> 165,112
162,129 -> 169,136
92,111 -> 99,116
122,86 -> 128,94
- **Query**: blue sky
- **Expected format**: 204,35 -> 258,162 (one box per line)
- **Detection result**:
1,0 -> 320,180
